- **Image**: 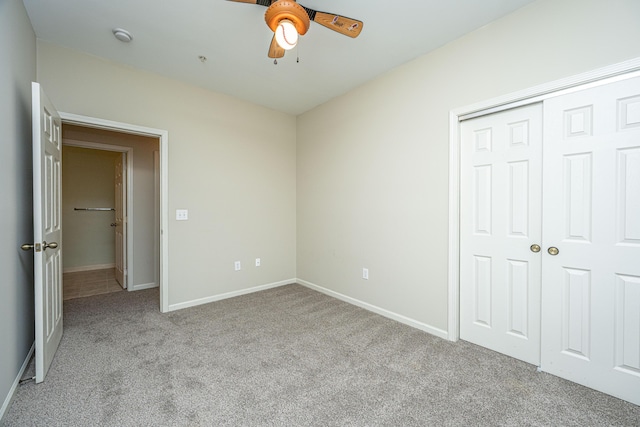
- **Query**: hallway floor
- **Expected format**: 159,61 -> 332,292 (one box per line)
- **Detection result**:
63,268 -> 124,300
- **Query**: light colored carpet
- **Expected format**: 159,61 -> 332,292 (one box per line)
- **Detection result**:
4,284 -> 639,426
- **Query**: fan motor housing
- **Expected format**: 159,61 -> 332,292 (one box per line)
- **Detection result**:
265,0 -> 310,35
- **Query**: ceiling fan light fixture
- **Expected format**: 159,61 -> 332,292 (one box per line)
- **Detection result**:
265,0 -> 310,35
275,19 -> 298,50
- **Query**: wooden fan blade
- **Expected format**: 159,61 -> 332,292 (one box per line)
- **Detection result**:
301,7 -> 363,38
226,0 -> 273,5
268,35 -> 285,58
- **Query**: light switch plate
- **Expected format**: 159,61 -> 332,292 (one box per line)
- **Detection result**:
176,209 -> 188,220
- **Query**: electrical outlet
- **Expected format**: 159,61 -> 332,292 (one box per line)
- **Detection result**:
362,268 -> 369,280
234,261 -> 241,271
176,209 -> 188,220
255,258 -> 261,267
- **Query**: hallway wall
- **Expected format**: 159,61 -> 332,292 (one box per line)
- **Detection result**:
62,146 -> 120,271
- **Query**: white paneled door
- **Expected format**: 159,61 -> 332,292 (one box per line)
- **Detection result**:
460,103 -> 543,365
32,82 -> 63,383
541,76 -> 640,405
460,75 -> 640,405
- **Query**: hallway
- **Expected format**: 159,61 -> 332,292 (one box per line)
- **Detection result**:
63,268 -> 123,300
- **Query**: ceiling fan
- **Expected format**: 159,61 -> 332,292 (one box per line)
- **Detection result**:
228,0 -> 364,59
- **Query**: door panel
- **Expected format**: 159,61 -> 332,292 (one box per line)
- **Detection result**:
561,267 -> 591,360
508,160 -> 529,238
473,255 -> 492,327
563,153 -> 592,242
541,76 -> 640,405
507,259 -> 529,337
460,103 -> 543,365
473,164 -> 493,236
617,147 -> 640,245
32,82 -> 63,383
614,274 -> 640,375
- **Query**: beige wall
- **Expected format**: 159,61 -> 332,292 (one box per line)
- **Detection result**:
62,146 -> 119,269
0,0 -> 36,419
296,0 -> 640,332
31,0 -> 640,331
37,42 -> 297,306
63,125 -> 159,288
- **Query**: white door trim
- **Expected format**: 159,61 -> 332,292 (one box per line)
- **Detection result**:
447,57 -> 640,341
153,150 -> 160,291
62,140 -> 132,290
59,112 -> 170,313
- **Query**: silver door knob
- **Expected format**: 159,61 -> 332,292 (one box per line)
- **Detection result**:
111,223 -> 117,227
530,244 -> 541,253
21,243 -> 34,251
548,246 -> 559,256
43,241 -> 58,250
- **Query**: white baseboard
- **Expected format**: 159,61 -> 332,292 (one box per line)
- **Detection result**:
0,342 -> 34,422
297,279 -> 449,340
63,263 -> 115,273
167,279 -> 295,312
130,282 -> 158,291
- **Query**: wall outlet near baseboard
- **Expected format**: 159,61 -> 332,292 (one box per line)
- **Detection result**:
362,268 -> 369,280
234,261 -> 241,271
255,258 -> 261,267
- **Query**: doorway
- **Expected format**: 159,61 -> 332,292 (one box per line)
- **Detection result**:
59,113 -> 169,312
62,124 -> 160,300
61,144 -> 128,300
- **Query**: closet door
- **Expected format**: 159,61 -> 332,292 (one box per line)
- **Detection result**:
541,76 -> 640,405
460,103 -> 543,365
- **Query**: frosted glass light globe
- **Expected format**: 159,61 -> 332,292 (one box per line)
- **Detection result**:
275,19 -> 298,50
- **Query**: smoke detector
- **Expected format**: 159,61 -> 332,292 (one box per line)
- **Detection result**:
112,28 -> 133,43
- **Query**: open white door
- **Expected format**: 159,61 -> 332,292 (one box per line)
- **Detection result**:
31,82 -> 63,383
114,153 -> 126,288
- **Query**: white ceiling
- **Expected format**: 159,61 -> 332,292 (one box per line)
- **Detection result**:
22,0 -> 535,115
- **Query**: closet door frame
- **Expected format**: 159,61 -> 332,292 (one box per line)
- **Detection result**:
448,57 -> 640,342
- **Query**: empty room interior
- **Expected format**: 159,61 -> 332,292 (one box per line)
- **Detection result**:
2,0 -> 640,424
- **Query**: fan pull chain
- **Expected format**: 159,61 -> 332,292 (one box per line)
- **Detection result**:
273,59 -> 278,65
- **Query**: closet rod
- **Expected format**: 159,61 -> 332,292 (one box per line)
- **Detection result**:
74,208 -> 115,211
